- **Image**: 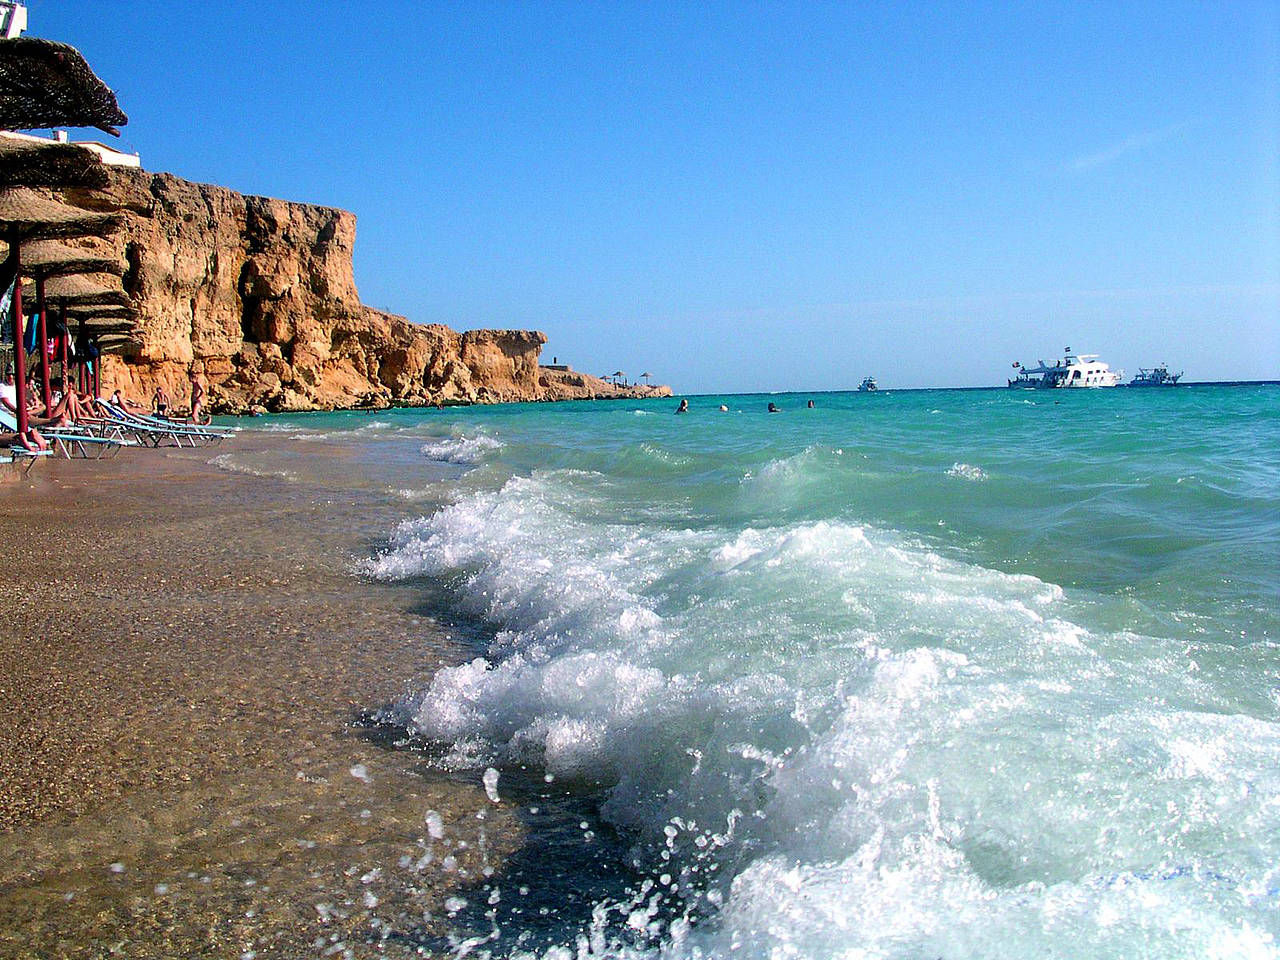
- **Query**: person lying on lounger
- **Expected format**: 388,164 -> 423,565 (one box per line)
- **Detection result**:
21,386 -> 95,428
0,427 -> 50,452
110,388 -> 149,415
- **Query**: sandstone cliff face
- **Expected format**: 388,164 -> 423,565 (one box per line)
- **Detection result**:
58,167 -> 664,413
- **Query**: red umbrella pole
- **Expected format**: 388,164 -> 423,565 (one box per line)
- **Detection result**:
59,304 -> 69,387
35,275 -> 51,414
9,234 -> 28,437
77,317 -> 88,394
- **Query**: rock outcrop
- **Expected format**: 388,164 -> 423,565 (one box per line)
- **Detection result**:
48,165 -> 666,413
538,366 -> 671,401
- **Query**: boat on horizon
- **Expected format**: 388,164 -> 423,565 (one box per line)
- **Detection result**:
1129,363 -> 1182,387
857,376 -> 878,392
1008,348 -> 1122,389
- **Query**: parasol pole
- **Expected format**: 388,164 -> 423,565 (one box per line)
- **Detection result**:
9,230 -> 28,437
59,302 -> 68,388
35,273 -> 50,413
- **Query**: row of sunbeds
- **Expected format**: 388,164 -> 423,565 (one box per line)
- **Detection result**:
2,398 -> 233,471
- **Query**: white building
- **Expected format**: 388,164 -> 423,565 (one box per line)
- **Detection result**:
0,129 -> 142,168
0,2 -> 27,39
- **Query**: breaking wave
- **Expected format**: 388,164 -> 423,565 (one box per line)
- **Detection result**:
421,433 -> 505,464
362,466 -> 1280,959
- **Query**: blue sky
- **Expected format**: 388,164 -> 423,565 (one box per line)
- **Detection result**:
27,1 -> 1280,390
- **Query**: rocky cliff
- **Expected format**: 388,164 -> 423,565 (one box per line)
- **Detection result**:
53,166 -> 667,413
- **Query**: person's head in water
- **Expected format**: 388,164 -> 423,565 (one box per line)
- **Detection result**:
719,404 -> 729,412
807,400 -> 815,408
767,402 -> 780,413
675,398 -> 689,413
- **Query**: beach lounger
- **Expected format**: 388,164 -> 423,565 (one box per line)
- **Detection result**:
3,446 -> 52,475
0,409 -> 130,459
106,401 -> 233,442
46,429 -> 133,459
95,400 -> 232,447
138,411 -> 233,442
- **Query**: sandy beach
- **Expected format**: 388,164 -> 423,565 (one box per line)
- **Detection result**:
0,437 -> 518,958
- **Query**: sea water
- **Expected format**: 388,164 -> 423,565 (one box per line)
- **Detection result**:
248,385 -> 1280,958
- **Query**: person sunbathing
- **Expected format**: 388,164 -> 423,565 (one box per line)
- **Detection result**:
110,388 -> 149,415
0,378 -> 57,448
21,386 -> 96,428
0,426 -> 50,451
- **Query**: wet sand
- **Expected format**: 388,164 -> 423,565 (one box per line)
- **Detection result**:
0,437 -> 518,958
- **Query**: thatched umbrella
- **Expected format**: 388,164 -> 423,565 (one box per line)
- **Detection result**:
0,187 -> 121,242
20,274 -> 133,396
1,189 -> 121,427
0,37 -> 128,135
7,238 -> 124,280
0,35 -> 126,430
640,372 -> 653,385
23,272 -> 130,309
0,133 -> 110,189
59,304 -> 137,385
1,239 -> 125,407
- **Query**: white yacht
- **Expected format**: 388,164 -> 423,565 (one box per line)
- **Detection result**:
857,376 -> 878,392
1008,348 -> 1122,389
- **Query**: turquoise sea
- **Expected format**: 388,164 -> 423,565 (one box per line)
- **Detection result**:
233,384 -> 1279,958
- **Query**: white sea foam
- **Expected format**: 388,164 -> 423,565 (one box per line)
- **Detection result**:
207,453 -> 298,482
947,462 -> 989,481
243,421 -> 303,433
420,433 -> 504,464
364,468 -> 1280,959
289,419 -> 395,442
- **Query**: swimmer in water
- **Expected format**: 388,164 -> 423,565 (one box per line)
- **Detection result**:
807,400 -> 815,408
767,402 -> 780,413
675,398 -> 689,414
719,404 -> 729,412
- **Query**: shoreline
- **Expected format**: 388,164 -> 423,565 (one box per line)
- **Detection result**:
0,438 -> 519,957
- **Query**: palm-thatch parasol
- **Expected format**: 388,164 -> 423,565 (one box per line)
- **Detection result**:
22,271 -> 131,309
0,37 -> 128,135
0,187 -> 121,243
0,133 -> 110,189
3,238 -> 124,279
640,372 -> 653,384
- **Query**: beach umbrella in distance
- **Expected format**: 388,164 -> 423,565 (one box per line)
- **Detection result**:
612,370 -> 626,385
640,372 -> 653,384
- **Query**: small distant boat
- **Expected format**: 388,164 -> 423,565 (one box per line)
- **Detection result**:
1129,363 -> 1182,387
1008,348 -> 1122,389
857,377 -> 878,392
